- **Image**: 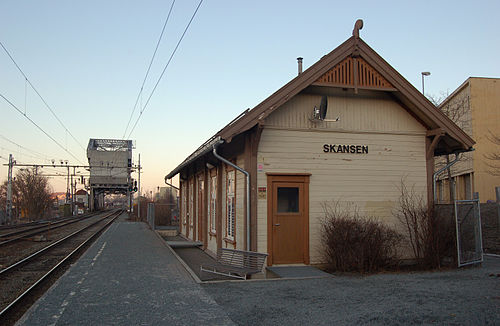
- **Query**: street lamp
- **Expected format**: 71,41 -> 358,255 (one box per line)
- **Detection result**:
421,71 -> 431,95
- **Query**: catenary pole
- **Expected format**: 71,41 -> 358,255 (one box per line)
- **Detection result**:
6,154 -> 13,224
138,154 -> 141,220
71,167 -> 75,215
66,165 -> 70,204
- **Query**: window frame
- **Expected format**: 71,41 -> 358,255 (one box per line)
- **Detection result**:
225,166 -> 236,242
208,169 -> 217,235
189,178 -> 194,228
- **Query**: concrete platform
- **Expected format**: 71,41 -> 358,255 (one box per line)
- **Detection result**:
17,214 -> 234,325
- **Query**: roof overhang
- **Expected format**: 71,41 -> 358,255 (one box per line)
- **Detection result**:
165,136 -> 221,180
166,33 -> 475,179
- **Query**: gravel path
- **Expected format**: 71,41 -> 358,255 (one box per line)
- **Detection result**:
203,257 -> 500,325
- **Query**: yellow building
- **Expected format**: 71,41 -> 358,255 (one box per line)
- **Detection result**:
166,23 -> 473,265
436,77 -> 500,203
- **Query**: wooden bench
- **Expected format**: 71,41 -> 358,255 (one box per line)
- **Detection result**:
200,248 -> 268,280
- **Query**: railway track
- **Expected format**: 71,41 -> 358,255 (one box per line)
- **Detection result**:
0,218 -> 72,237
0,209 -> 122,325
0,212 -> 101,235
0,213 -> 98,245
0,212 -> 111,270
0,220 -> 44,232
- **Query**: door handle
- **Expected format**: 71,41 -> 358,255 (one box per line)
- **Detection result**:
274,223 -> 280,226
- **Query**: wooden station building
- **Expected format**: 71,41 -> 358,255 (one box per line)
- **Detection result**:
165,21 -> 474,266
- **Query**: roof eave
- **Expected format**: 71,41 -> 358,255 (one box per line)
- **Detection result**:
438,78 -> 471,109
165,136 -> 221,179
166,34 -> 476,180
219,37 -> 358,141
356,40 -> 475,150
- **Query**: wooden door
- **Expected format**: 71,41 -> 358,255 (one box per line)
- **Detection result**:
268,175 -> 309,265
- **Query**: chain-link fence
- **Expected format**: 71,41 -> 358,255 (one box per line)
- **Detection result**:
454,199 -> 483,267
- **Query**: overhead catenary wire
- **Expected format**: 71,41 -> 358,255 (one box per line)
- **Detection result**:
0,146 -> 50,162
0,40 -> 86,153
123,0 -> 177,139
0,92 -> 84,164
0,134 -> 52,161
127,0 -> 204,139
112,0 -> 201,184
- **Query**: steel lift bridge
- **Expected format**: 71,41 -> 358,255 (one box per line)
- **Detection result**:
87,139 -> 135,211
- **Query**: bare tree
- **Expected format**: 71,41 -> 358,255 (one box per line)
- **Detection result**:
0,179 -> 21,219
11,168 -> 53,220
394,180 -> 457,268
429,93 -> 471,202
484,131 -> 500,176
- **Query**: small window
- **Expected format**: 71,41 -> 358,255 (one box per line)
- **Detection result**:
208,174 -> 217,233
464,173 -> 472,200
277,187 -> 299,213
437,180 -> 444,203
226,170 -> 235,239
189,180 -> 194,226
182,182 -> 187,225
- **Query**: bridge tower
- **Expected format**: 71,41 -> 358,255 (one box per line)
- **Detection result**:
86,139 -> 135,211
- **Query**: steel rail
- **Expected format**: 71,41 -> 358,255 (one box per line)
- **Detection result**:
0,210 -> 118,276
0,212 -> 98,236
0,210 -> 122,319
0,211 -> 100,238
0,212 -> 101,246
0,217 -> 78,239
0,221 -> 41,231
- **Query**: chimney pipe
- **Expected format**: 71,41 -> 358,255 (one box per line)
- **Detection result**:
297,57 -> 303,75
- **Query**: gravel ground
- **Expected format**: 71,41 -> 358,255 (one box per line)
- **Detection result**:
203,256 -> 500,325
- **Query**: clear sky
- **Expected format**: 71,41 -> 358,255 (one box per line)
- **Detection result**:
1,0 -> 499,196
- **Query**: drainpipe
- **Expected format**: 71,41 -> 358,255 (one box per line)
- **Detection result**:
213,139 -> 251,251
164,177 -> 179,190
164,178 -> 180,221
433,151 -> 462,203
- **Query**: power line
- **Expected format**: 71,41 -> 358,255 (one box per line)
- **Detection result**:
116,1 -> 178,174
0,40 -> 87,152
123,0 -> 177,139
0,146 -> 50,162
0,134 -> 52,161
127,0 -> 204,139
0,92 -> 84,164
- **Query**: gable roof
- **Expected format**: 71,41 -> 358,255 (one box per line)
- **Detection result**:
166,33 -> 475,179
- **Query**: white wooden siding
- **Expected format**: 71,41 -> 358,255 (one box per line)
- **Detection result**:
257,93 -> 427,263
265,92 -> 425,134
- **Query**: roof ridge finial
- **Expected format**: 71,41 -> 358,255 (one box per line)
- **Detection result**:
352,19 -> 364,39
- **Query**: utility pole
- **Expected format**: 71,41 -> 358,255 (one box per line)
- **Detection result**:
6,154 -> 13,224
66,164 -> 70,204
70,167 -> 75,215
138,154 -> 141,220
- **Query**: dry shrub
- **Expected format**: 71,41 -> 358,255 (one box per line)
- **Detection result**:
321,201 -> 402,273
394,182 -> 457,268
